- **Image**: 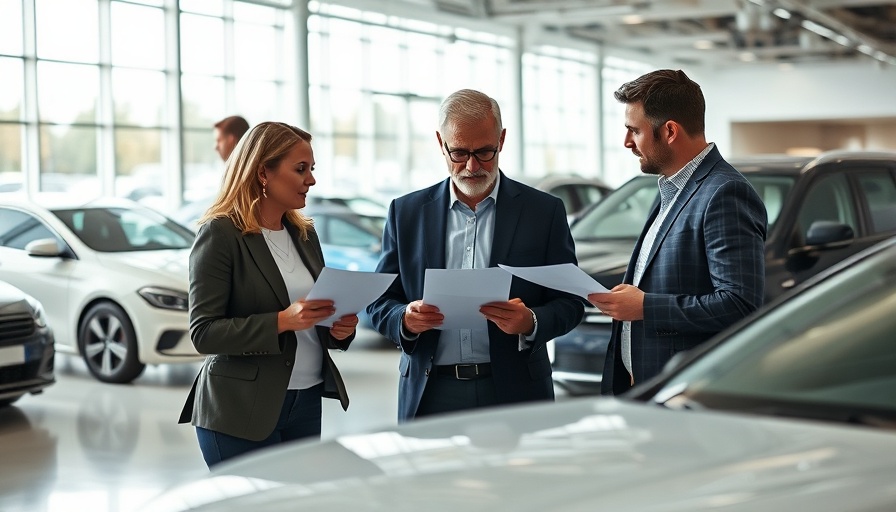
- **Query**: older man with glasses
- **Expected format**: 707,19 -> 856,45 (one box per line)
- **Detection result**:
367,88 -> 585,423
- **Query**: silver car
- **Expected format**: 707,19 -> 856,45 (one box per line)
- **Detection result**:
140,237 -> 896,511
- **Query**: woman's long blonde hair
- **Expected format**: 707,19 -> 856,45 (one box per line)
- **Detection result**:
199,121 -> 314,239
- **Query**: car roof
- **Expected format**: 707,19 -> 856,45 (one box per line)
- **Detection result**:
531,173 -> 613,190
730,150 -> 896,176
0,193 -> 145,211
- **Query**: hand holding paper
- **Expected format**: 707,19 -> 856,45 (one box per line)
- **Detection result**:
422,268 -> 512,330
305,267 -> 397,327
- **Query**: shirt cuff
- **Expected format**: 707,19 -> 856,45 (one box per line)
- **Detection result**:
400,316 -> 420,341
517,308 -> 538,351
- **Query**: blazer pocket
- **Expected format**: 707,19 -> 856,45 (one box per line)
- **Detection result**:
398,353 -> 410,378
528,354 -> 552,380
208,358 -> 259,381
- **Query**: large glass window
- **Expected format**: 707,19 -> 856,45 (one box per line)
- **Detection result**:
36,0 -> 99,62
522,47 -> 599,182
308,3 -> 515,200
601,56 -> 654,186
0,0 -> 23,55
8,0 -> 639,222
0,58 -> 23,122
111,2 -> 165,69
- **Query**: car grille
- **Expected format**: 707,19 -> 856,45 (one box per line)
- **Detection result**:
0,314 -> 36,345
553,350 -> 605,374
0,360 -> 41,384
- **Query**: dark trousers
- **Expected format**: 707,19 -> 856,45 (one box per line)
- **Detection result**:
196,382 -> 323,468
415,374 -> 497,419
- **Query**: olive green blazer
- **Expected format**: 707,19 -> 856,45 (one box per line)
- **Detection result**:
178,216 -> 352,441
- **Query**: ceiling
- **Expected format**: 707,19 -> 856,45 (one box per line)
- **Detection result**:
424,0 -> 896,67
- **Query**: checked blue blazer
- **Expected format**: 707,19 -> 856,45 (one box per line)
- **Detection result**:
601,146 -> 767,395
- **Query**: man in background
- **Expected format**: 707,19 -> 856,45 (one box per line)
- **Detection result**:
214,116 -> 250,161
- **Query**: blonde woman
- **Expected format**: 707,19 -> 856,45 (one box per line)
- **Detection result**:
179,122 -> 357,467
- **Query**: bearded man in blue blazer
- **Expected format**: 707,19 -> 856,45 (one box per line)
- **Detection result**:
589,69 -> 767,395
367,89 -> 584,423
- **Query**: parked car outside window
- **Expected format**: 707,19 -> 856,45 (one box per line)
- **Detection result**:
0,281 -> 55,407
0,196 -> 202,384
138,239 -> 896,512
553,151 -> 896,395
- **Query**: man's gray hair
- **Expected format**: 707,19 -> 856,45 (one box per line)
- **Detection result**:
438,89 -> 503,135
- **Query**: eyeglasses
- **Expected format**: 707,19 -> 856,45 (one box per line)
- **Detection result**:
443,142 -> 498,163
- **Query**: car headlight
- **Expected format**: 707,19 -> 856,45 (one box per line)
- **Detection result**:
25,295 -> 48,328
138,286 -> 188,311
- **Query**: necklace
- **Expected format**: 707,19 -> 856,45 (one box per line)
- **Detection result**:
262,228 -> 297,273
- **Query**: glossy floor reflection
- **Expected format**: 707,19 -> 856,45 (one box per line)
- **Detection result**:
0,329 -> 401,512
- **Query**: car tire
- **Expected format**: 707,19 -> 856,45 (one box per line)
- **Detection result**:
78,302 -> 145,384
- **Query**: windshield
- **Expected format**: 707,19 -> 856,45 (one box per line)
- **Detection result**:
571,174 -> 794,242
53,206 -> 195,252
651,241 -> 896,425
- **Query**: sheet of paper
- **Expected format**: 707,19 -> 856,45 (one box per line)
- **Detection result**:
305,267 -> 397,327
422,268 -> 512,331
498,263 -> 609,299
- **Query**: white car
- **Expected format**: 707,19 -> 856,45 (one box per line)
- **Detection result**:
0,195 -> 202,383
139,237 -> 896,511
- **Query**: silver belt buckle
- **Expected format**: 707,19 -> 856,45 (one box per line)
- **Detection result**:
455,364 -> 477,380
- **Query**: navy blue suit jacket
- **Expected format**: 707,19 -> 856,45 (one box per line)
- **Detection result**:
367,173 -> 585,422
602,147 -> 767,395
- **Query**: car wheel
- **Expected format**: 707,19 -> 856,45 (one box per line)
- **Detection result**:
78,302 -> 145,384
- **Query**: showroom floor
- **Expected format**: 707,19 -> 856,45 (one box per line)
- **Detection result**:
0,329 -> 403,512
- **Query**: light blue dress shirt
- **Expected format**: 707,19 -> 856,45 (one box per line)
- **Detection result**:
433,175 -> 501,365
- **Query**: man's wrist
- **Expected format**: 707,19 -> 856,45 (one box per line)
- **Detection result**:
525,308 -> 537,337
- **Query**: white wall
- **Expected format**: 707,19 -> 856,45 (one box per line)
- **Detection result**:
693,62 -> 896,155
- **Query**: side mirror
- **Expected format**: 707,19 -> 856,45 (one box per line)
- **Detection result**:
24,238 -> 63,257
805,220 -> 854,246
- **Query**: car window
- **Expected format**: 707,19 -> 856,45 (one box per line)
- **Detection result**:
550,185 -> 577,215
324,216 -> 379,248
795,174 -> 858,241
571,177 -> 658,240
579,184 -> 606,206
53,207 -> 194,252
742,175 -> 793,230
0,207 -> 57,249
856,172 -> 896,233
653,242 -> 896,419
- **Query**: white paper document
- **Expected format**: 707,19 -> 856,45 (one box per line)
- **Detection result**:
305,267 -> 397,327
422,268 -> 512,331
498,263 -> 609,299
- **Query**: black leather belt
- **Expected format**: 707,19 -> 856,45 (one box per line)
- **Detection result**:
435,363 -> 492,380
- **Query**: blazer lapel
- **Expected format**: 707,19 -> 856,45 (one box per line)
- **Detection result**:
642,151 -> 718,272
423,181 -> 450,270
245,231 -> 291,308
286,221 -> 323,280
490,172 -> 522,266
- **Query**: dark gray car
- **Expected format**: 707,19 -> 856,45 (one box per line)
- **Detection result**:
553,150 -> 896,395
0,281 -> 55,407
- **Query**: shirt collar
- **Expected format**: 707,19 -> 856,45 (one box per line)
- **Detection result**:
661,142 -> 715,193
449,171 -> 501,210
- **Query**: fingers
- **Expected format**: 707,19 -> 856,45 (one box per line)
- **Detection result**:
329,314 -> 358,341
480,299 -> 531,335
404,300 -> 443,334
